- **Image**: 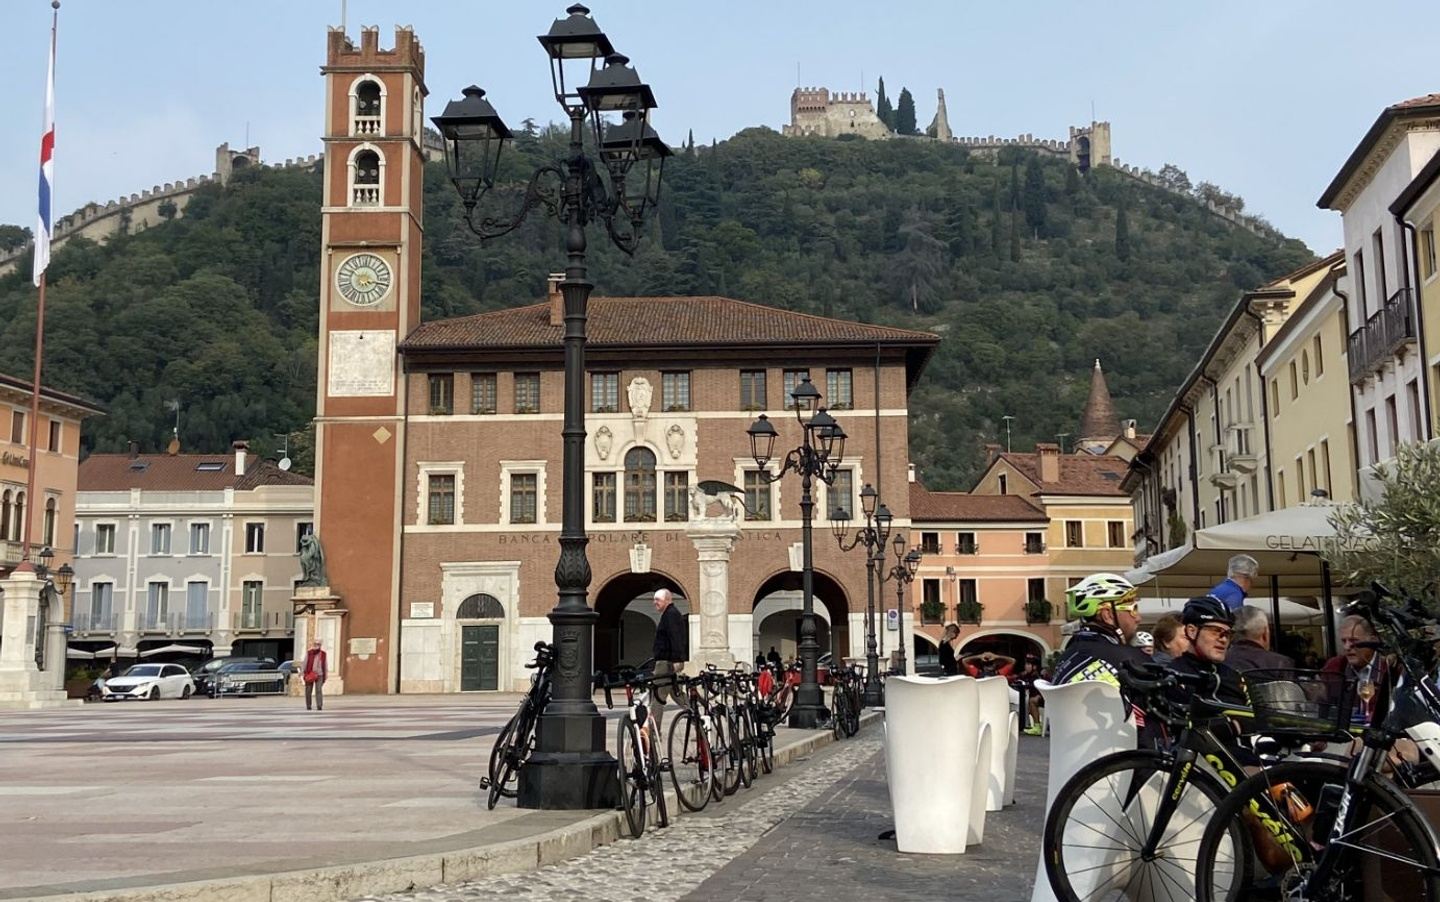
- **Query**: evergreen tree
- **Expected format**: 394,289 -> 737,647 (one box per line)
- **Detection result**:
685,129 -> 695,156
1064,164 -> 1081,196
1009,199 -> 1021,262
896,88 -> 918,136
875,77 -> 895,131
1023,156 -> 1047,234
1010,163 -> 1021,209
944,203 -> 974,259
991,179 -> 1003,258
1115,200 -> 1131,261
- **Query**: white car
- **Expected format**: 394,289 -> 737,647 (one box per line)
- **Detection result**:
101,664 -> 195,701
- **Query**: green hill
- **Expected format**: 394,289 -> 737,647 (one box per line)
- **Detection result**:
0,127 -> 1314,489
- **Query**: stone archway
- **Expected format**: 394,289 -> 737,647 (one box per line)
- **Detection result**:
958,630 -> 1048,666
593,572 -> 689,673
749,569 -> 849,665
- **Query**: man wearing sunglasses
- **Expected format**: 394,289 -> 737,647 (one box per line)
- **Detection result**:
1166,596 -> 1248,708
1053,572 -> 1155,744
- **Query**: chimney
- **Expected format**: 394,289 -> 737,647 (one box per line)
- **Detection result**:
1036,442 -> 1061,483
547,273 -> 565,326
907,463 -> 917,483
233,440 -> 248,477
1123,419 -> 1137,440
983,442 -> 1001,465
128,440 -> 140,458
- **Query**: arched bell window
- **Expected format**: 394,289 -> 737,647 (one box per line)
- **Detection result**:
623,447 -> 657,522
456,593 -> 504,619
352,78 -> 384,136
350,148 -> 382,206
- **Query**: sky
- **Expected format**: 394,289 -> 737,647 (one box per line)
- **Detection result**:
1,0 -> 1436,255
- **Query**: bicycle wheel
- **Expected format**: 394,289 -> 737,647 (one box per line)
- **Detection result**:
667,710 -> 713,812
646,723 -> 669,829
737,707 -> 759,785
832,691 -> 847,740
733,710 -> 755,789
617,718 -> 646,838
713,710 -> 741,797
1044,750 -> 1249,902
1194,758 -> 1440,901
487,705 -> 533,810
758,716 -> 775,775
844,689 -> 861,736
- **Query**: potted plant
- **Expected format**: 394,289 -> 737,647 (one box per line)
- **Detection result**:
1025,598 -> 1053,624
957,599 -> 983,624
920,597 -> 944,624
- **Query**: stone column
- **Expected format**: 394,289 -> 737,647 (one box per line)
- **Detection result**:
0,570 -> 69,708
687,520 -> 741,671
291,587 -> 347,696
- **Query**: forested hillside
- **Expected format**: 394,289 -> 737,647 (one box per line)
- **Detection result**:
0,127 -> 1314,489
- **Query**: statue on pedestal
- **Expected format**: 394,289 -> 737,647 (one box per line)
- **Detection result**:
298,533 -> 328,588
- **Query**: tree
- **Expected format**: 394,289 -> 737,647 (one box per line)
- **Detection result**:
1194,181 -> 1244,212
1009,199 -> 1021,262
1115,200 -> 1131,261
1157,163 -> 1192,194
1023,156 -> 1047,234
991,179 -> 1003,258
875,77 -> 895,131
0,225 -> 31,251
1326,441 -> 1440,613
895,88 -> 918,136
685,129 -> 695,156
1064,165 -> 1081,196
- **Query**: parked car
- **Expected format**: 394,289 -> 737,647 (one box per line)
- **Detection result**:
213,661 -> 287,697
101,664 -> 195,701
191,656 -> 276,697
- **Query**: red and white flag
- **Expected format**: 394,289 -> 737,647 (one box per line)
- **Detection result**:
33,5 -> 57,287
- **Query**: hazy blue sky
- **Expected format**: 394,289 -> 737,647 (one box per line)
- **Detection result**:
1,1 -> 1435,254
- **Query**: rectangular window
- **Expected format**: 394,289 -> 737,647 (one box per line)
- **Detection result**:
744,471 -> 771,521
922,579 -> 942,623
510,473 -> 537,524
47,419 -> 60,452
956,531 -> 977,555
471,373 -> 497,414
1355,249 -> 1368,314
998,473 -> 1008,495
1270,378 -> 1280,413
241,580 -> 263,630
958,578 -> 977,606
1024,531 -> 1044,554
145,582 -> 169,629
920,531 -> 941,554
1065,520 -> 1083,548
1408,379 -> 1423,442
593,472 -> 617,522
664,471 -> 689,522
1296,457 -> 1307,499
1386,395 -> 1400,456
661,372 -> 691,411
1028,577 -> 1046,603
185,580 -> 208,628
826,369 -> 853,410
1107,521 -> 1126,548
295,521 -> 313,552
1321,439 -> 1332,493
428,374 -> 453,415
1313,335 -> 1324,377
1373,229 -> 1387,302
10,410 -> 23,444
189,522 -> 210,555
740,369 -> 767,411
826,469 -> 853,519
783,369 -> 810,409
1307,448 -> 1318,497
96,523 -> 116,555
89,581 -> 114,625
151,522 -> 172,555
245,522 -> 265,554
514,373 -> 541,414
591,372 -> 618,413
1366,408 -> 1379,463
1289,361 -> 1299,400
1423,225 -> 1438,279
427,474 -> 456,525
1277,469 -> 1288,508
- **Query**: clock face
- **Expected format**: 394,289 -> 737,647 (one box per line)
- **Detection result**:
335,253 -> 393,307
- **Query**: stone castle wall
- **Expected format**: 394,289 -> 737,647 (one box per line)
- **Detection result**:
782,87 -> 891,140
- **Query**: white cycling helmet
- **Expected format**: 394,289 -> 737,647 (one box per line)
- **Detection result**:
1133,630 -> 1155,649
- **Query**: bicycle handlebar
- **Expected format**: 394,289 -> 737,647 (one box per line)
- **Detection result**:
1120,660 -> 1221,698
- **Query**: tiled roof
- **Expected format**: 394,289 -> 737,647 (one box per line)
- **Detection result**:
1319,92 -> 1440,208
401,296 -> 940,351
0,372 -> 104,416
1078,359 -> 1119,443
1393,93 -> 1440,110
909,482 -> 1046,522
996,451 -> 1130,496
80,454 -> 313,492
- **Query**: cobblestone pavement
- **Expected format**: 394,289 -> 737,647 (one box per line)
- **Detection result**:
358,730 -> 1048,902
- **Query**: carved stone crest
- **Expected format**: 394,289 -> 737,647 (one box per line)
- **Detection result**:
629,542 -> 652,574
594,425 -> 614,460
627,377 -> 653,419
665,424 -> 685,459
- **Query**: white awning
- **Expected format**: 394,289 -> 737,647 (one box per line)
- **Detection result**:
139,644 -> 208,657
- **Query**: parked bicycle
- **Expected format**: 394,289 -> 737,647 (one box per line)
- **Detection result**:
597,662 -> 670,838
830,661 -> 862,739
479,641 -> 554,810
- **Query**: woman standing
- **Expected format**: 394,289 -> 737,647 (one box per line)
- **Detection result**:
938,623 -> 961,675
302,638 -> 327,711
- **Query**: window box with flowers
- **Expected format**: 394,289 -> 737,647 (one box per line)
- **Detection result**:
920,597 -> 944,624
956,599 -> 983,625
1025,598 -> 1053,624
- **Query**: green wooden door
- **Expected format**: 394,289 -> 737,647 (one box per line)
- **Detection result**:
461,625 -> 500,691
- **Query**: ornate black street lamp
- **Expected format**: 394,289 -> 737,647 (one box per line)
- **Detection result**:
432,3 -> 670,810
747,376 -> 846,729
31,546 -> 71,671
878,533 -> 921,675
830,486 -> 890,707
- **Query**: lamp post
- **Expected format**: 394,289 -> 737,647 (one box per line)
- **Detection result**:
30,547 -> 71,672
878,533 -> 921,675
432,3 -> 670,810
830,487 -> 889,707
747,377 -> 846,729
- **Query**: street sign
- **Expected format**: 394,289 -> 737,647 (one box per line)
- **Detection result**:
886,609 -> 899,631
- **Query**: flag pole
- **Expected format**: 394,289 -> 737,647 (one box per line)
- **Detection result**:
21,0 -> 60,564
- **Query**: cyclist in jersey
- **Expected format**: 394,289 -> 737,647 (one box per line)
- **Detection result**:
1052,573 -> 1154,742
1165,596 -> 1248,709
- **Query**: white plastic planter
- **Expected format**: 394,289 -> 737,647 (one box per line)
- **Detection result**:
884,675 -> 984,854
975,676 -> 1015,812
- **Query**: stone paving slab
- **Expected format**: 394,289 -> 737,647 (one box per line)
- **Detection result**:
0,694 -> 863,902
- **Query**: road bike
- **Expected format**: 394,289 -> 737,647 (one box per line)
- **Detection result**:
478,641 -> 553,810
598,662 -> 671,838
830,661 -> 863,739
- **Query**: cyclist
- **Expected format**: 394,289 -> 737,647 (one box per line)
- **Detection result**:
1052,572 -> 1154,743
1132,630 -> 1155,656
1165,596 -> 1248,710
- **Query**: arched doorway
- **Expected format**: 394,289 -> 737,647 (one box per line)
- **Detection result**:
750,570 -> 849,665
958,630 -> 1047,669
913,631 -> 939,673
1075,135 -> 1092,172
456,593 -> 505,691
593,572 -> 689,673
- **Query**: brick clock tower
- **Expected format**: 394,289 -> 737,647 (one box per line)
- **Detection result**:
313,27 -> 426,693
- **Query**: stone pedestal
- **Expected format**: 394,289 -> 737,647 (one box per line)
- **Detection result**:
687,517 -> 741,671
0,570 -> 72,709
291,587 -> 347,697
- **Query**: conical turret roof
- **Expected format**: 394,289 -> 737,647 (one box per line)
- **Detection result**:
1078,358 -> 1119,447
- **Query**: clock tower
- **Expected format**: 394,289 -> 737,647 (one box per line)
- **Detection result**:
314,26 -> 426,693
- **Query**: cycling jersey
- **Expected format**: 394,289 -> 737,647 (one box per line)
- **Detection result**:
1053,623 -> 1154,741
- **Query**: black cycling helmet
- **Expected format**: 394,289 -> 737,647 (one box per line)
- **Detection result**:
1182,595 -> 1235,627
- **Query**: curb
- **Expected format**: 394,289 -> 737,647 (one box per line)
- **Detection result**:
19,711 -> 881,902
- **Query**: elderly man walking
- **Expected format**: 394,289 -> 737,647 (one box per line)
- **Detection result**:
1226,606 -> 1294,672
650,588 -> 689,734
1209,554 -> 1259,611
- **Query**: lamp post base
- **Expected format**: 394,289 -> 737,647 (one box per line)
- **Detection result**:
516,711 -> 619,810
862,675 -> 885,708
787,701 -> 829,729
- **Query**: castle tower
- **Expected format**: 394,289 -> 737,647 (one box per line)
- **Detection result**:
1069,122 -> 1112,172
927,88 -> 952,141
313,26 -> 427,693
1077,358 -> 1120,454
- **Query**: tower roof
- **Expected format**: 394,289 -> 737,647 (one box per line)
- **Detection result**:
1078,358 -> 1119,444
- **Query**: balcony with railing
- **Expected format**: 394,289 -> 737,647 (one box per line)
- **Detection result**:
72,609 -> 119,633
136,611 -> 218,634
234,609 -> 295,634
1349,288 -> 1417,384
353,115 -> 381,136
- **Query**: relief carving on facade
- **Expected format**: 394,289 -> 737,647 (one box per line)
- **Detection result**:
629,542 -> 652,574
594,425 -> 614,460
665,424 -> 685,459
627,377 -> 653,420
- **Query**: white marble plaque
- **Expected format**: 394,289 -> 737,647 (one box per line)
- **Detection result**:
350,637 -> 378,656
328,330 -> 395,397
409,602 -> 435,619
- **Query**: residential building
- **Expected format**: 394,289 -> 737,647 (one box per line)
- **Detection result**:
1318,94 -> 1440,497
1391,148 -> 1440,440
908,477 -> 1056,662
71,442 -> 313,661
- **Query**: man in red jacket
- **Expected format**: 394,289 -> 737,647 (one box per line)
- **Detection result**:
303,638 -> 328,712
